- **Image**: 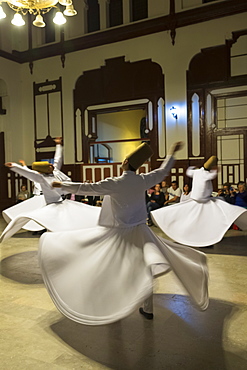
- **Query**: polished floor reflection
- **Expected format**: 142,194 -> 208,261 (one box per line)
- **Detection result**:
0,216 -> 247,369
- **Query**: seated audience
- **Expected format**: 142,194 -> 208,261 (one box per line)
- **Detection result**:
234,181 -> 247,208
180,184 -> 191,202
222,182 -> 236,204
164,181 -> 182,206
147,187 -> 155,195
16,184 -> 30,203
217,188 -> 225,200
160,180 -> 168,196
146,183 -> 165,226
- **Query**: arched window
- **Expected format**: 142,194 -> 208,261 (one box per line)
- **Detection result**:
130,0 -> 148,22
87,0 -> 100,33
109,0 -> 123,27
44,9 -> 56,44
0,79 -> 7,115
192,93 -> 200,157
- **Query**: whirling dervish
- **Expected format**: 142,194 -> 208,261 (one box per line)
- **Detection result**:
0,137 -> 100,243
2,159 -> 46,233
38,141 -> 209,326
151,156 -> 247,247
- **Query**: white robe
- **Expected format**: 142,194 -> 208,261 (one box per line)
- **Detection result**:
2,144 -> 68,232
2,195 -> 46,232
0,145 -> 100,242
151,166 -> 247,247
39,155 -> 209,326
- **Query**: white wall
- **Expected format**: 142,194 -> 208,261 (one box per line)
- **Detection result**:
1,11 -> 246,166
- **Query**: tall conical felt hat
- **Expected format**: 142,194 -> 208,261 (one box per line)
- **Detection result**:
32,161 -> 51,173
126,143 -> 153,170
203,156 -> 218,170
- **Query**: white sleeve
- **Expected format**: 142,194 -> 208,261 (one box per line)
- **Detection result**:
206,169 -> 218,180
10,164 -> 43,183
143,155 -> 175,190
61,177 -> 117,196
186,166 -> 195,178
53,144 -> 63,171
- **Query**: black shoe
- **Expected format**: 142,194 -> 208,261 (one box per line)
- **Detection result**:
139,307 -> 153,320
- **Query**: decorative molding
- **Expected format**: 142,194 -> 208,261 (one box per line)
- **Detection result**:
1,0 -> 245,64
73,56 -> 164,165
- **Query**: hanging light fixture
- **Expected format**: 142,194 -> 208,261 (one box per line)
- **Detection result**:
0,5 -> 6,19
63,4 -> 77,16
170,106 -> 179,120
33,13 -> 45,27
53,10 -> 66,25
11,12 -> 25,26
0,0 -> 77,27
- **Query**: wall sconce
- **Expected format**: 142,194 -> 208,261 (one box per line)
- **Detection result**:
170,106 -> 178,120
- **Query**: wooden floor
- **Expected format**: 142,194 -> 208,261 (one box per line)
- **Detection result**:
0,216 -> 247,370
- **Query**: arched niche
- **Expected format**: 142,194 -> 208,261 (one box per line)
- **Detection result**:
0,79 -> 7,115
73,56 -> 165,166
187,30 -> 247,186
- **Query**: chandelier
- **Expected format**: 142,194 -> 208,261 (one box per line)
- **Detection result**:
0,0 -> 77,27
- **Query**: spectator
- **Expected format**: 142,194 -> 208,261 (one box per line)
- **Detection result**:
164,181 -> 182,205
147,187 -> 155,195
234,181 -> 247,208
146,186 -> 155,203
146,183 -> 165,226
222,182 -> 236,204
16,184 -> 30,203
160,180 -> 168,196
217,188 -> 225,200
180,184 -> 191,202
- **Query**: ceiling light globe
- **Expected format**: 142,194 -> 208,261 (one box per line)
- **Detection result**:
11,13 -> 25,26
0,6 -> 6,19
33,14 -> 46,27
53,11 -> 66,25
59,0 -> 72,6
63,5 -> 77,16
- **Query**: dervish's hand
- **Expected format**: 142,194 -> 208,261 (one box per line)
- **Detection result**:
5,162 -> 13,168
54,137 -> 62,145
169,141 -> 184,155
52,181 -> 62,188
19,160 -> 26,166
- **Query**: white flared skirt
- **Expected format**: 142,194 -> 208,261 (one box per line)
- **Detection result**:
151,198 -> 247,247
39,224 -> 208,326
0,200 -> 101,243
2,195 -> 46,231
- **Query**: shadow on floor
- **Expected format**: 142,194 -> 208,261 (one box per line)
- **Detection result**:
50,294 -> 247,370
0,250 -> 43,284
200,234 -> 247,256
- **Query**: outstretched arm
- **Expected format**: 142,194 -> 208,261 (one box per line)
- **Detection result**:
144,142 -> 184,189
53,137 -> 63,171
186,166 -> 196,178
206,169 -> 218,180
52,177 -> 117,196
19,160 -> 27,167
167,141 -> 184,157
5,162 -> 43,183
